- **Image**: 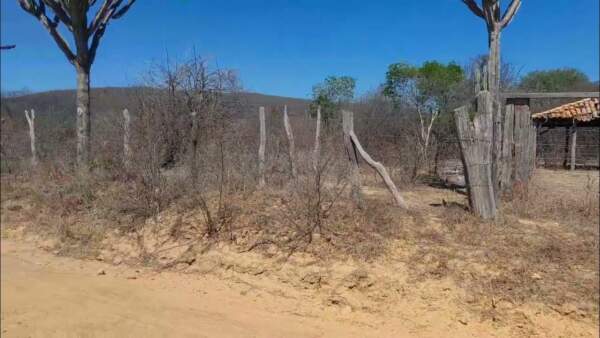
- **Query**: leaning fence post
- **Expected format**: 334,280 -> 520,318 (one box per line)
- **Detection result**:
343,110 -> 408,209
258,106 -> 266,188
24,109 -> 38,167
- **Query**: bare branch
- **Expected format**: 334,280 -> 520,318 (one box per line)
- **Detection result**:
112,0 -> 136,19
88,0 -> 115,34
0,45 -> 16,50
18,0 -> 76,63
500,0 -> 521,29
462,0 -> 484,18
40,0 -> 72,27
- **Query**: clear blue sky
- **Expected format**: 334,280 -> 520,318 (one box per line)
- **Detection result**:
1,0 -> 598,98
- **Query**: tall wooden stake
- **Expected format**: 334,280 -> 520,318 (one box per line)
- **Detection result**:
122,108 -> 132,170
283,105 -> 297,179
258,106 -> 266,188
570,120 -> 577,171
24,109 -> 38,167
312,105 -> 321,173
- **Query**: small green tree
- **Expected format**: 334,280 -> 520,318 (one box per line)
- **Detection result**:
383,61 -> 464,168
310,76 -> 356,123
519,68 -> 593,92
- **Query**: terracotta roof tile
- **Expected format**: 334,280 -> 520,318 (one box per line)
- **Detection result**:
532,98 -> 599,122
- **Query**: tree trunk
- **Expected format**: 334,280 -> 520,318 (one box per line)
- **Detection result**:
312,105 -> 321,173
258,106 -> 266,188
342,110 -> 362,207
76,66 -> 91,168
454,91 -> 497,219
488,29 -> 502,202
283,105 -> 297,179
24,109 -> 38,167
487,29 -> 501,95
122,108 -> 132,171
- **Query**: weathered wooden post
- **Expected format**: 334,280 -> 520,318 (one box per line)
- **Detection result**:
24,109 -> 38,167
342,110 -> 408,209
122,108 -> 132,170
512,98 -> 533,183
342,110 -> 363,206
570,120 -> 577,171
282,105 -> 297,178
312,105 -> 321,173
454,92 -> 497,219
189,111 -> 199,184
258,106 -> 266,188
500,102 -> 514,193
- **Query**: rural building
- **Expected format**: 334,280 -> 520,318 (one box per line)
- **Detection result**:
532,98 -> 599,169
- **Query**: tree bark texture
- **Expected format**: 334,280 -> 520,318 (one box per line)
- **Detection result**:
76,67 -> 91,168
454,91 -> 497,219
282,105 -> 297,179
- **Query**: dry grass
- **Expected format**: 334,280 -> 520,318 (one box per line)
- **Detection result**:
1,167 -> 598,325
398,169 -> 599,323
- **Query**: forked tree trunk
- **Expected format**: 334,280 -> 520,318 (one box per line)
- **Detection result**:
122,108 -> 132,170
76,66 -> 91,168
312,105 -> 321,172
282,105 -> 297,178
258,106 -> 266,188
24,109 -> 38,167
342,110 -> 408,209
342,110 -> 363,206
454,91 -> 497,219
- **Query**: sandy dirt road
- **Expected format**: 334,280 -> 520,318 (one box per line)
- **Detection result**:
1,239 -> 411,338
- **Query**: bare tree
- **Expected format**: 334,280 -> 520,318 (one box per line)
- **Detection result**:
462,0 -> 521,198
462,0 -> 521,95
17,0 -> 136,168
24,109 -> 38,167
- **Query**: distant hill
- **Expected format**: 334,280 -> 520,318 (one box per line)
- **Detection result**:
0,87 -> 311,121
